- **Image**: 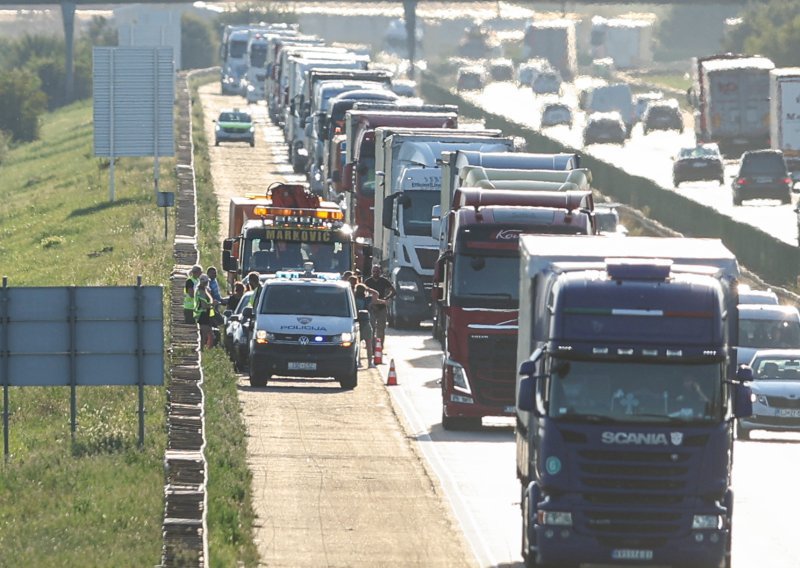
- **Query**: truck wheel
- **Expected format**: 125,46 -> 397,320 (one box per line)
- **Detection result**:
781,194 -> 791,205
441,410 -> 481,431
248,360 -> 268,387
673,177 -> 680,187
732,195 -> 742,206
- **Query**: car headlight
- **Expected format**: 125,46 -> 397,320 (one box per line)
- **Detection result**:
692,515 -> 722,530
255,330 -> 274,344
538,511 -> 573,526
446,359 -> 469,391
215,125 -> 221,131
249,126 -> 254,132
247,85 -> 255,92
756,394 -> 768,405
335,332 -> 354,347
397,280 -> 418,292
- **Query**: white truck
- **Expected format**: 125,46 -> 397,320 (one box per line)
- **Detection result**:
688,54 -> 774,156
373,128 -> 515,328
770,67 -> 800,178
521,19 -> 577,81
590,16 -> 654,70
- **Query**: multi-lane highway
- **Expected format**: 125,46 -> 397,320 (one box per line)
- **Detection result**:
465,80 -> 799,246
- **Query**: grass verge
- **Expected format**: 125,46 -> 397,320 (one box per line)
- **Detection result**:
0,77 -> 259,566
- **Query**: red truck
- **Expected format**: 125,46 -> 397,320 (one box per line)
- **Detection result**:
432,188 -> 596,430
339,106 -> 458,272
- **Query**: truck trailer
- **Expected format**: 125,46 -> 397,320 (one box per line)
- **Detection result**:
515,235 -> 753,568
769,67 -> 800,178
688,53 -> 774,156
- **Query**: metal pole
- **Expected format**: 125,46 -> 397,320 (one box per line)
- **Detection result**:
68,286 -> 77,441
109,49 -> 116,202
154,48 -> 160,200
136,276 -> 145,447
164,206 -> 168,241
2,277 -> 9,462
61,1 -> 75,104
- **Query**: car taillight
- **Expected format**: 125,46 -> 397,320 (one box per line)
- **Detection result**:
736,178 -> 747,185
782,177 -> 792,185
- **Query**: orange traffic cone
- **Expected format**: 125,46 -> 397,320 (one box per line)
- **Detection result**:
386,359 -> 398,386
373,337 -> 383,365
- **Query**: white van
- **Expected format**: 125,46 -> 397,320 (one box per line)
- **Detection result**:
586,83 -> 635,136
248,278 -> 359,389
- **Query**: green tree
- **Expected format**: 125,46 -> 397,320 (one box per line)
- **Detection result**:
0,69 -> 47,142
722,0 -> 800,66
182,12 -> 217,69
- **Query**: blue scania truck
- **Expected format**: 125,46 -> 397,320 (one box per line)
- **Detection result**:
515,235 -> 753,568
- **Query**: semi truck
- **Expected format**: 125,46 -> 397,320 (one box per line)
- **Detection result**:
514,235 -> 753,568
769,67 -> 800,177
373,129 -> 515,328
340,107 -> 459,271
433,189 -> 595,430
522,19 -> 577,82
590,16 -> 654,70
688,53 -> 774,156
222,183 -> 353,286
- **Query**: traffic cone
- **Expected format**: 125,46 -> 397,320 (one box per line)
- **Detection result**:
373,337 -> 383,365
386,359 -> 398,386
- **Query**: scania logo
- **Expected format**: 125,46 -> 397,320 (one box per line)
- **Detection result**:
297,317 -> 312,325
601,432 -> 683,446
495,229 -> 521,241
298,336 -> 309,345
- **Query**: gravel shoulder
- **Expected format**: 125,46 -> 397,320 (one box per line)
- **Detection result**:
199,82 -> 476,567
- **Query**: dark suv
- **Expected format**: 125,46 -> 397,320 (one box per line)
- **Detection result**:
731,150 -> 793,205
641,99 -> 683,134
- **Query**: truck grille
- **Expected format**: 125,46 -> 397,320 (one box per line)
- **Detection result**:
570,444 -> 702,540
415,247 -> 439,270
466,334 -> 516,407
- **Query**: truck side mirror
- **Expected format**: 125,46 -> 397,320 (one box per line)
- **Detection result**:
431,217 -> 441,240
732,382 -> 753,418
518,376 -> 535,413
736,365 -> 753,382
222,238 -> 234,252
383,193 -> 400,231
342,162 -> 354,191
242,306 -> 253,320
222,250 -> 238,272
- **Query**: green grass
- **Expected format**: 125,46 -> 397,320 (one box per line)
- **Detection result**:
0,79 -> 259,566
634,72 -> 691,93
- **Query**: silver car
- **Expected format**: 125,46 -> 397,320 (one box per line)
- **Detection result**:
737,349 -> 800,440
737,304 -> 800,365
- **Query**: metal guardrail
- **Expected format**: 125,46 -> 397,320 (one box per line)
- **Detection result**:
160,70 -> 209,567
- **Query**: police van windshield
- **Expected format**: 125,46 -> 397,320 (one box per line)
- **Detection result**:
260,285 -> 352,317
547,360 -> 722,423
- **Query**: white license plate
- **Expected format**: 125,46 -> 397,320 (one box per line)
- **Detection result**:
612,549 -> 654,561
504,405 -> 516,414
693,162 -> 707,168
288,362 -> 316,371
755,176 -> 772,183
777,408 -> 800,418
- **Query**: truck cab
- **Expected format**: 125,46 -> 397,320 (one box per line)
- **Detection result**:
515,235 -> 753,568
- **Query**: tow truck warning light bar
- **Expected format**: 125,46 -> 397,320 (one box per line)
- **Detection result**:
253,205 -> 344,225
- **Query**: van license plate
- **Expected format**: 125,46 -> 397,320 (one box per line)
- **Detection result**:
288,362 -> 316,371
612,549 -> 653,561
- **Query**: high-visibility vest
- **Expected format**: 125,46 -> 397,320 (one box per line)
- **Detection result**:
183,276 -> 199,310
194,292 -> 213,320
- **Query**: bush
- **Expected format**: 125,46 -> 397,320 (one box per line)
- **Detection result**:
0,69 -> 47,142
0,129 -> 10,165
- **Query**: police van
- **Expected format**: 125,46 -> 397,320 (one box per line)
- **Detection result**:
248,278 -> 359,389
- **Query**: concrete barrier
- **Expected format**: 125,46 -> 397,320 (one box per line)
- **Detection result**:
421,75 -> 800,287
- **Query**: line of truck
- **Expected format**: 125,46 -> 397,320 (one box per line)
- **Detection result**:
216,21 -> 755,568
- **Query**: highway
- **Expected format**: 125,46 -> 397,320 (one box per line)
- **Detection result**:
465,80 -> 799,246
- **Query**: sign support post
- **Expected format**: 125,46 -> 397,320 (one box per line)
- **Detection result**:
68,286 -> 78,440
136,276 -> 145,448
2,277 -> 9,462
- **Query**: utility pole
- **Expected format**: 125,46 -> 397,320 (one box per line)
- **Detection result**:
61,1 -> 76,104
403,0 -> 417,80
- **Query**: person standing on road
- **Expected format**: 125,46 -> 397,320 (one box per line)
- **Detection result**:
225,281 -> 245,311
246,271 -> 263,308
207,266 -> 223,305
364,264 -> 396,350
183,278 -> 195,324
355,283 -> 379,368
194,274 -> 215,349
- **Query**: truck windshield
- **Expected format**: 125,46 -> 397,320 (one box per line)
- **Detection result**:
229,40 -> 247,59
357,156 -> 375,197
452,253 -> 519,307
400,190 -> 439,236
547,359 -> 722,423
250,44 -> 268,68
243,236 -> 351,274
